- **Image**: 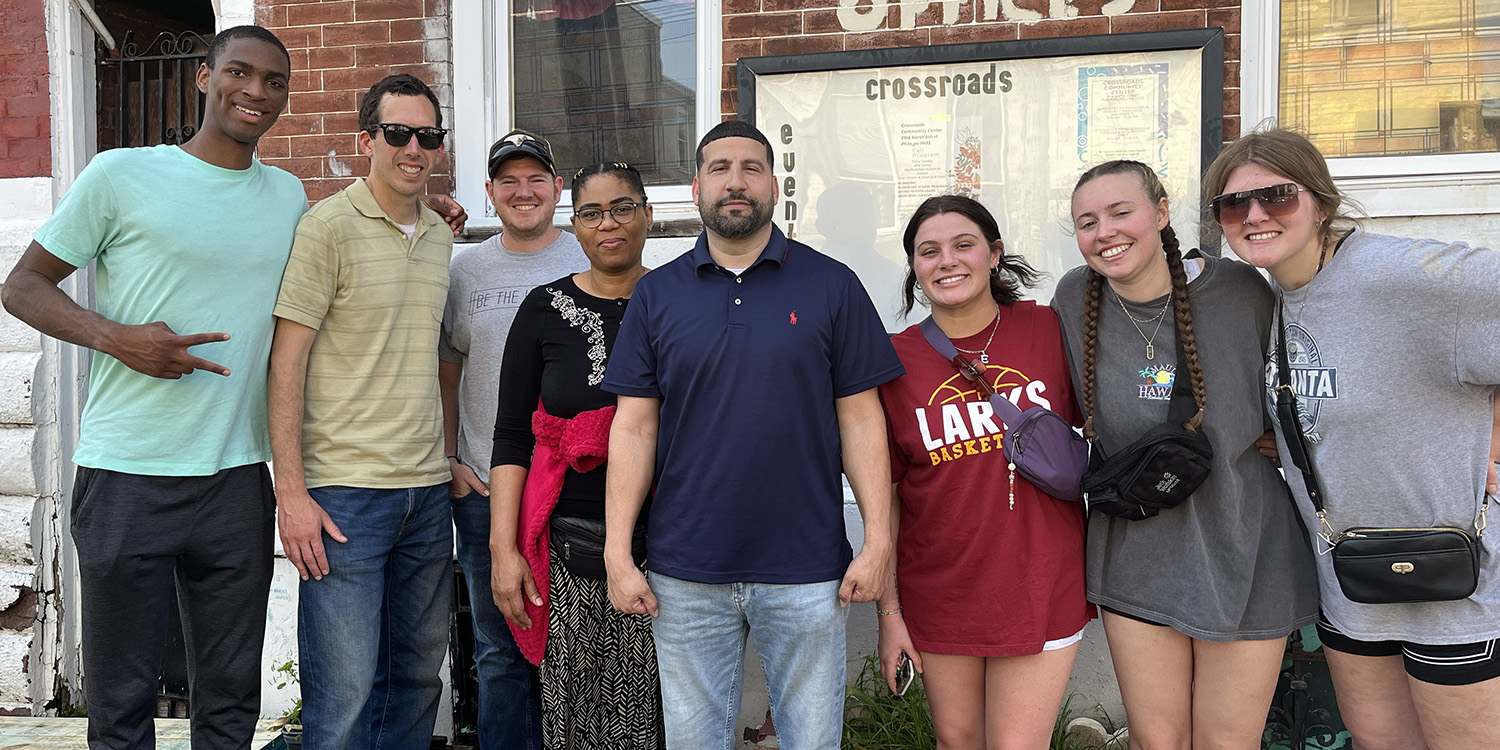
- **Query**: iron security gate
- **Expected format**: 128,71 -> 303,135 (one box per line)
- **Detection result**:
1262,628 -> 1350,749
100,30 -> 211,149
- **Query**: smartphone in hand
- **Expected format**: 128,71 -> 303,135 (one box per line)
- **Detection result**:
894,652 -> 915,696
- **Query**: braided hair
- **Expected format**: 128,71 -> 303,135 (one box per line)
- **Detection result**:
571,162 -> 647,205
1075,161 -> 1206,438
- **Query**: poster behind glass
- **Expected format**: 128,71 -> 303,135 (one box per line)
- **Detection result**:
752,47 -> 1205,330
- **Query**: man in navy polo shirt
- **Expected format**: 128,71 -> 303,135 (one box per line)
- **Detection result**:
601,120 -> 903,749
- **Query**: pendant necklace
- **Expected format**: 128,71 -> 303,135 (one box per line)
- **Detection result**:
952,310 -> 1001,365
1116,293 -> 1170,360
1297,236 -> 1335,322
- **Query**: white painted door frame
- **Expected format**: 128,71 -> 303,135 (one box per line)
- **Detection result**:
33,0 -> 100,713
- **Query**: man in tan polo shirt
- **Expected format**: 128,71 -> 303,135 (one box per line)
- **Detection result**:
268,73 -> 455,750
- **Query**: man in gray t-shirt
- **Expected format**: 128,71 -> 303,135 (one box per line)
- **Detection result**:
438,130 -> 585,750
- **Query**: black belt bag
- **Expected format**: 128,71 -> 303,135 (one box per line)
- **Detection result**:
1274,298 -> 1488,605
1081,314 -> 1213,521
1081,422 -> 1213,521
1330,527 -> 1480,604
549,515 -> 647,582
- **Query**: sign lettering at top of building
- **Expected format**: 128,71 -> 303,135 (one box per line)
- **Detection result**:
836,0 -> 1134,32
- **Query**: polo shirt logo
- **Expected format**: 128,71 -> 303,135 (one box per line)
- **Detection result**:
790,309 -> 798,325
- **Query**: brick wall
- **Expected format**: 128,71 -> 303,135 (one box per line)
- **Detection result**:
257,0 -> 454,203
0,0 -> 51,179
720,0 -> 1241,141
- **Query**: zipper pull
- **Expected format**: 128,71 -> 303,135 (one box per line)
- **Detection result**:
1316,511 -> 1336,554
1007,464 -> 1016,510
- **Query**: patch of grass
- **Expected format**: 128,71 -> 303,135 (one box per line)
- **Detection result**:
1050,695 -> 1110,750
271,657 -> 302,729
842,655 -> 935,750
842,655 -> 1113,750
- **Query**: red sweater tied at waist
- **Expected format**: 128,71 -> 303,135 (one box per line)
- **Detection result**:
508,403 -> 616,665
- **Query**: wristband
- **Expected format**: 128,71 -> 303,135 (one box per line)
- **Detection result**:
446,454 -> 460,461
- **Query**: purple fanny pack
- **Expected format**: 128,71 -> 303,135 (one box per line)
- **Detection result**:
919,316 -> 1088,501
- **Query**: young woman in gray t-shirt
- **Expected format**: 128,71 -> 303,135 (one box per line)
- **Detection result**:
1056,160 -> 1319,750
1205,127 -> 1500,750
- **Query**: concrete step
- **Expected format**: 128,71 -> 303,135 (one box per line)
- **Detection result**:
0,717 -> 282,748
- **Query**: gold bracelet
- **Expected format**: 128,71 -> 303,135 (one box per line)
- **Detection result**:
876,607 -> 902,616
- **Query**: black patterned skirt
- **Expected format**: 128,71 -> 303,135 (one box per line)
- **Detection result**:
542,544 -> 664,749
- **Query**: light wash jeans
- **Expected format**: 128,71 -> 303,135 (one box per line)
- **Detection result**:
649,572 -> 847,750
298,484 -> 453,750
452,490 -> 541,750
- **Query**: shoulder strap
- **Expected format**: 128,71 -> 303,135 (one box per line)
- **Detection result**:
918,316 -> 957,360
919,315 -> 1024,426
1163,325 -> 1197,426
1275,298 -> 1328,515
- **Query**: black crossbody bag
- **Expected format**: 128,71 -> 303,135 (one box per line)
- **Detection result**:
1080,325 -> 1214,521
1274,300 -> 1488,604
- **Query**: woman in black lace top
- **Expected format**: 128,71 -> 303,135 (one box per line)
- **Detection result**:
488,162 -> 661,749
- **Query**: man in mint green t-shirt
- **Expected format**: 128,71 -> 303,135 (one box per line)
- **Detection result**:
1,27 -> 304,750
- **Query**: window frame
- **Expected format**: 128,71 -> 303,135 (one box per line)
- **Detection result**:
451,1 -> 720,231
1241,0 -> 1500,216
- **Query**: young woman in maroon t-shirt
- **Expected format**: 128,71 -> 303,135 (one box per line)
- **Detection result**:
876,195 -> 1091,748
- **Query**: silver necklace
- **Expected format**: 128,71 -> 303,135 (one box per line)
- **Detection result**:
952,311 -> 1001,364
1115,293 -> 1169,360
1120,298 -> 1169,326
1292,236 -> 1336,324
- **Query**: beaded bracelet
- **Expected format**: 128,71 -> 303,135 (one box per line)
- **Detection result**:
876,607 -> 903,616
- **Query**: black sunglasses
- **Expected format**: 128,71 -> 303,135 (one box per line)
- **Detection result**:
369,123 -> 447,150
573,202 -> 643,228
1210,182 -> 1303,225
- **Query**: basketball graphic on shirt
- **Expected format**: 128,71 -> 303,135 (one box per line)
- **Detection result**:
928,366 -> 1030,405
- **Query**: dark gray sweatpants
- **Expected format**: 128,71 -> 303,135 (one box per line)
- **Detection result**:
70,463 -> 275,750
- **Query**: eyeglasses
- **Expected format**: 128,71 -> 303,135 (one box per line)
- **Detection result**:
368,123 -> 448,150
573,202 -> 642,228
1210,182 -> 1303,225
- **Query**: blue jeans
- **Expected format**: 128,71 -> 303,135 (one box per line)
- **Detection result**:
649,573 -> 847,750
452,490 -> 541,750
299,484 -> 453,750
